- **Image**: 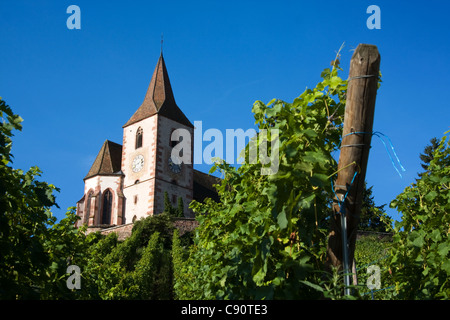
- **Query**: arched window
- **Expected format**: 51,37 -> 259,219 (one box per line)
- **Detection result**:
136,127 -> 143,149
102,190 -> 113,225
85,191 -> 93,225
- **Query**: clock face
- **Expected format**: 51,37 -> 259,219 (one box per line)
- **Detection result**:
168,156 -> 182,174
132,154 -> 144,173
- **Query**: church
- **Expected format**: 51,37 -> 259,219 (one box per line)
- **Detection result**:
75,53 -> 219,229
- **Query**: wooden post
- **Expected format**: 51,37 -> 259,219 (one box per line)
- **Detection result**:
326,44 -> 381,281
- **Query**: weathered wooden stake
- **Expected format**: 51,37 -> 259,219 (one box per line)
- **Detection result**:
326,44 -> 381,292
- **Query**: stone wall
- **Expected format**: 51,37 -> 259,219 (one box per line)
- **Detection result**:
90,221 -> 390,242
87,223 -> 134,241
100,223 -> 134,241
87,217 -> 199,241
173,218 -> 199,236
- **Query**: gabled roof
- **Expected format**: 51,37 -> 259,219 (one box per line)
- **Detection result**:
84,140 -> 123,180
123,53 -> 193,128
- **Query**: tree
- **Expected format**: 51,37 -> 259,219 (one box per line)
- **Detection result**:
0,98 -> 88,299
177,197 -> 184,217
164,191 -> 185,218
358,182 -> 391,232
164,191 -> 173,215
419,137 -> 440,173
81,213 -> 176,299
388,132 -> 450,299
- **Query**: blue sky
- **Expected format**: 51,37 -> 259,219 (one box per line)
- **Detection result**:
1,0 -> 449,224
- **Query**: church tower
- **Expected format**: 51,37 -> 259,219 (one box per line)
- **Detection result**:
76,53 -> 195,228
121,53 -> 194,223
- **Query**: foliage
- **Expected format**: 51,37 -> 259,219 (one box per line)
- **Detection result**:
388,132 -> 450,299
82,213 -> 176,299
172,229 -> 188,299
177,197 -> 184,217
355,235 -> 391,272
354,235 -> 394,299
419,137 -> 440,174
164,191 -> 175,215
164,191 -> 184,217
0,98 -> 88,299
359,183 -> 392,232
179,59 -> 349,299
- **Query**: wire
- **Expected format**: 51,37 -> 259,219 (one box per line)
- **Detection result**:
372,131 -> 406,178
331,170 -> 358,215
347,74 -> 379,82
339,131 -> 406,178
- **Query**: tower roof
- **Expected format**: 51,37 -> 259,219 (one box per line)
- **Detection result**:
84,140 -> 123,180
123,53 -> 193,128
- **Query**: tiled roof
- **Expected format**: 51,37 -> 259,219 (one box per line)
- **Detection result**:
193,169 -> 221,203
84,140 -> 123,180
123,53 -> 193,128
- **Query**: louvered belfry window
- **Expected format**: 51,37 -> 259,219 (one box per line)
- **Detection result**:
102,190 -> 113,225
85,191 -> 93,224
136,127 -> 143,149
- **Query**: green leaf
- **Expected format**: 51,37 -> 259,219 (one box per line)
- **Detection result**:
299,193 -> 316,210
285,144 -> 298,158
425,191 -> 438,202
252,238 -> 271,285
438,242 -> 450,257
410,233 -> 425,248
300,280 -> 324,293
219,274 -> 227,287
277,208 -> 288,230
310,173 -> 328,187
430,229 -> 442,242
303,151 -> 329,168
442,260 -> 450,274
295,161 -> 314,174
50,261 -> 59,271
329,76 -> 343,89
389,200 -> 398,208
266,98 -> 276,106
320,68 -> 331,78
301,129 -> 318,138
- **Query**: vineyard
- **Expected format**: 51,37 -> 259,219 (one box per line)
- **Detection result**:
1,44 -> 449,300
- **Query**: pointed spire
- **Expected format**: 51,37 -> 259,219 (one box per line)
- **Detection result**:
123,54 -> 193,128
84,140 -> 123,180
